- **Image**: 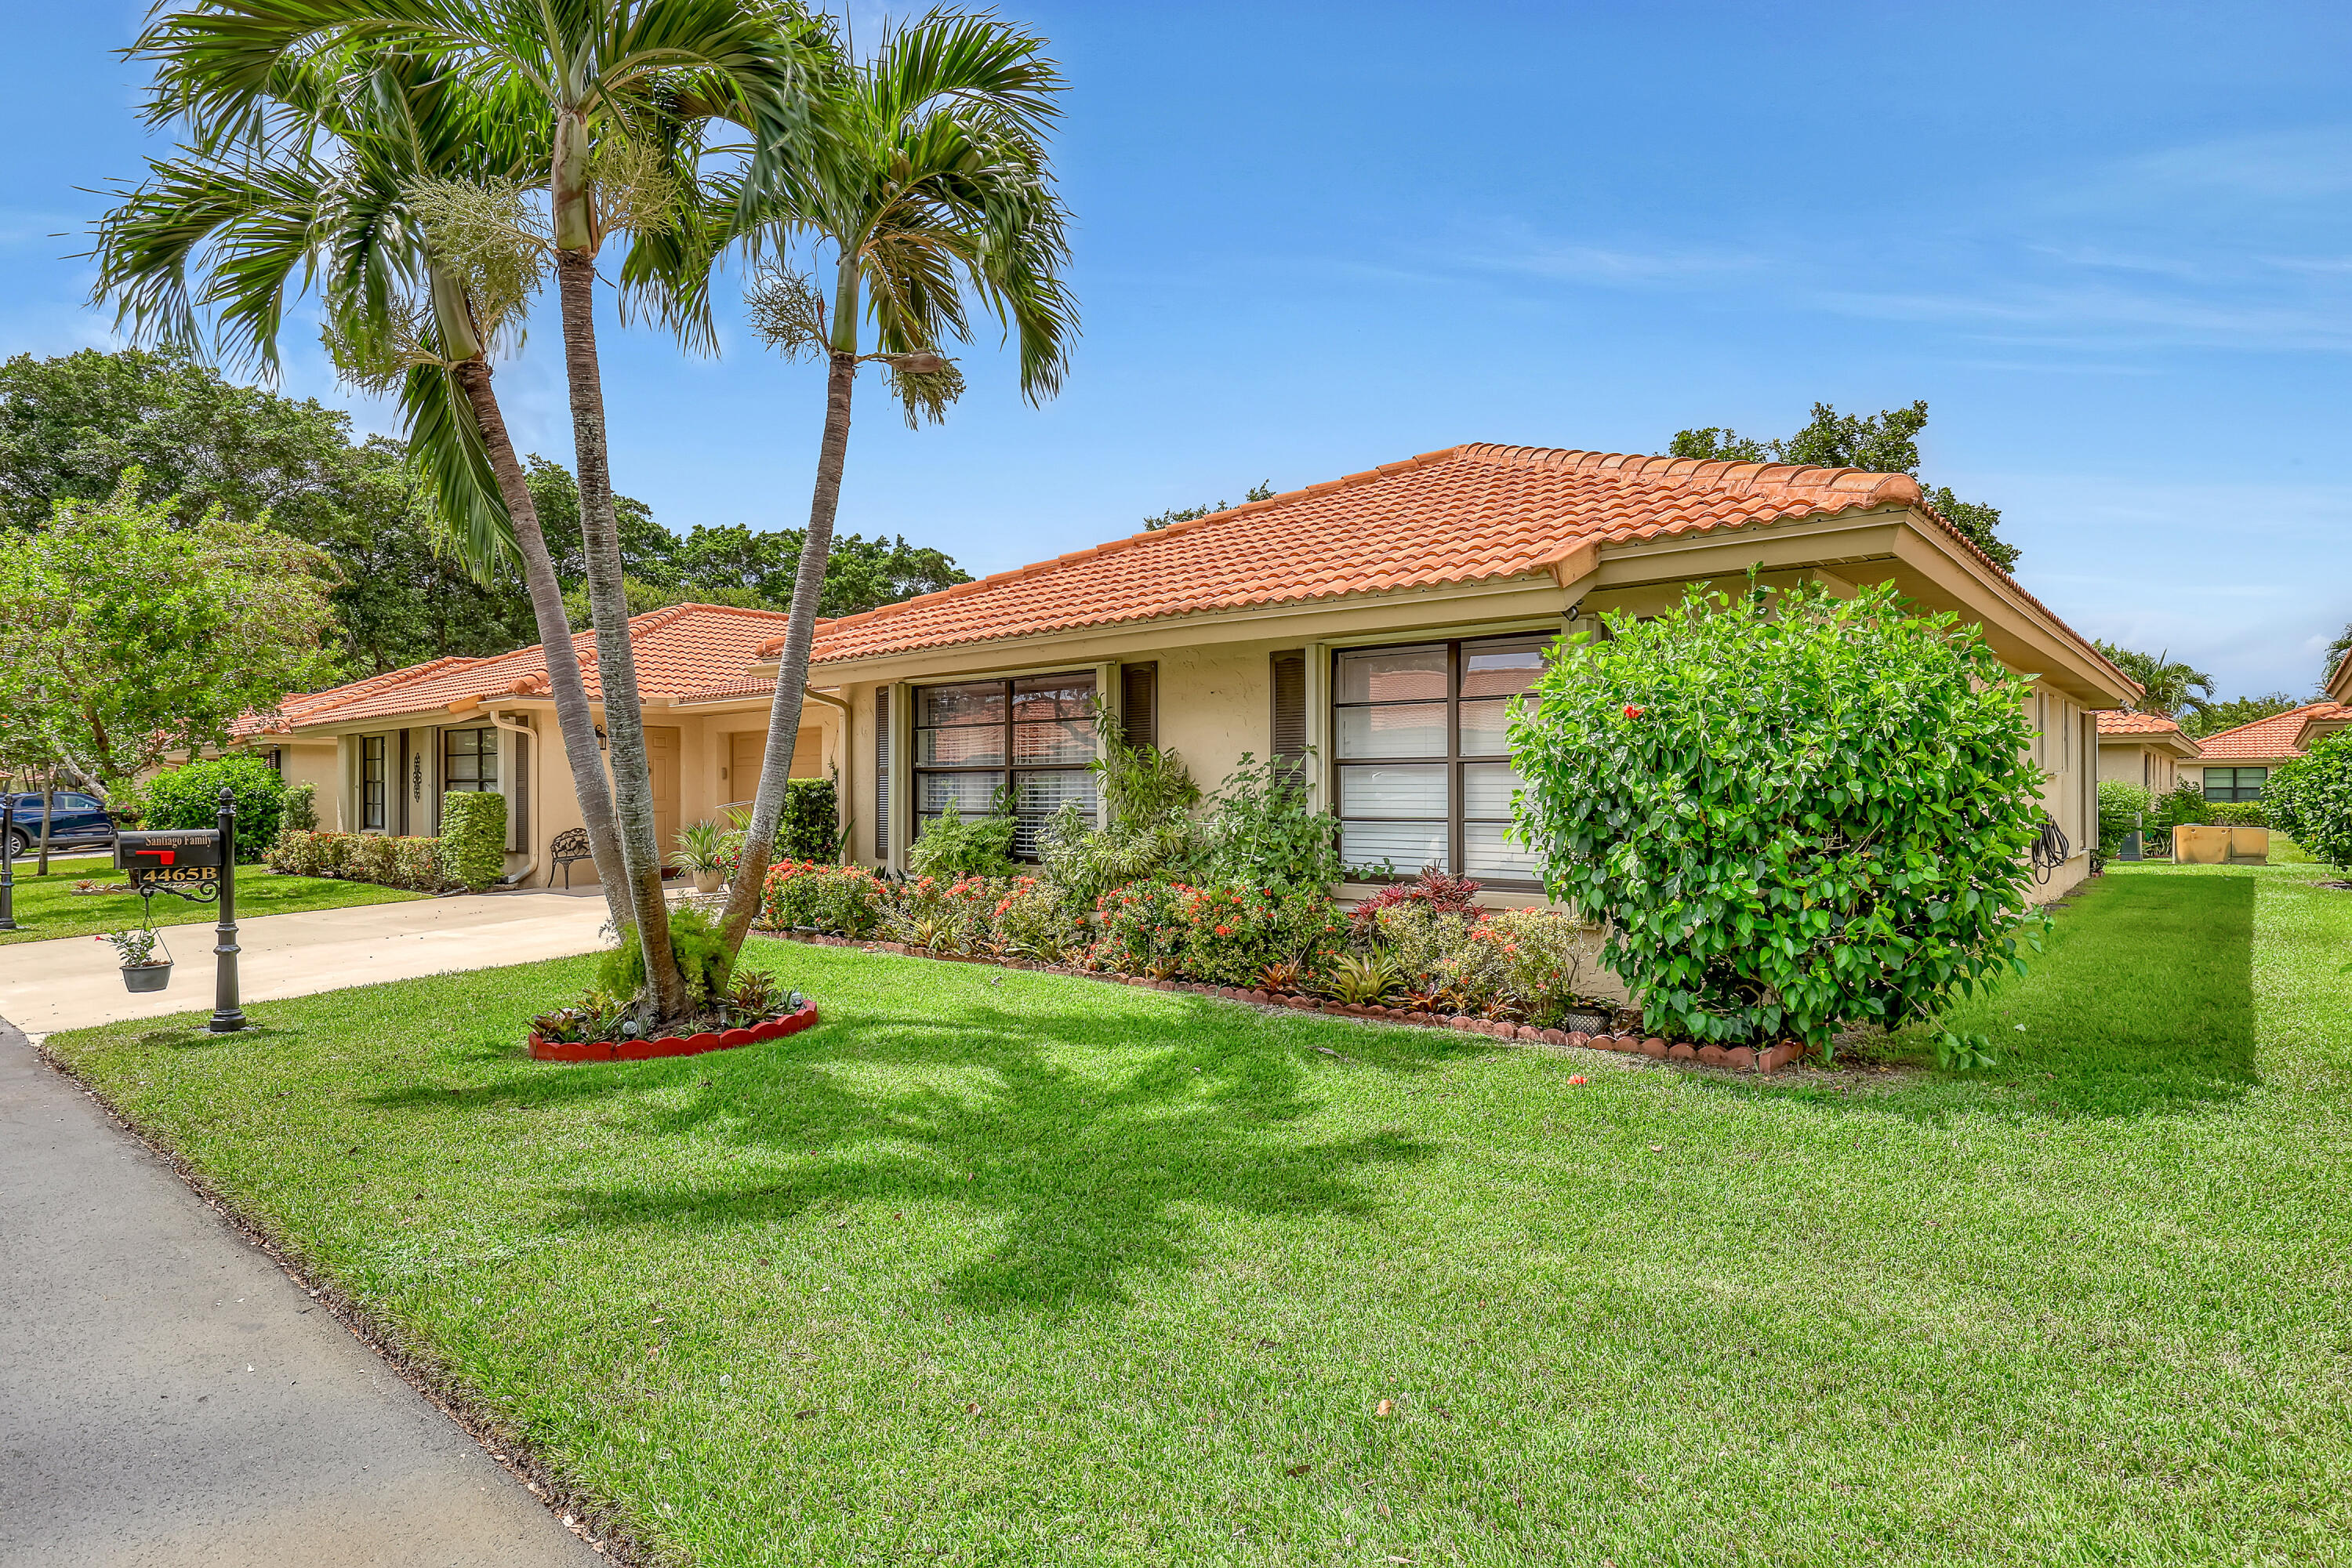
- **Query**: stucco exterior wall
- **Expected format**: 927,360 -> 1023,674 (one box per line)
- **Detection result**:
2098,740 -> 2183,794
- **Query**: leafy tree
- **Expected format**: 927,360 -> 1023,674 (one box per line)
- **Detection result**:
0,478 -> 337,797
694,11 -> 1076,958
2183,693 -> 2301,740
2325,622 -> 2351,690
1143,481 -> 1275,531
2264,731 -> 2352,870
2093,642 -> 2216,720
1671,401 -> 2018,571
1512,580 -> 2045,1053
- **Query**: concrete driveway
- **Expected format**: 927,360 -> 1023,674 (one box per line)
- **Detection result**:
0,887 -> 616,1036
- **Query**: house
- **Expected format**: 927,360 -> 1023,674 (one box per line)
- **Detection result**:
245,442 -> 2135,901
2188,701 -> 2352,803
2096,711 -> 2200,794
2330,644 -> 2352,707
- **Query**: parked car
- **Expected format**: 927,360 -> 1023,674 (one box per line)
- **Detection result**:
4,791 -> 118,858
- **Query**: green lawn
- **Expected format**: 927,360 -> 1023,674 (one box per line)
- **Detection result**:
42,862 -> 2352,1566
2,852 -> 425,945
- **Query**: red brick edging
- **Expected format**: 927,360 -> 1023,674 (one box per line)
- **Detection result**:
527,1001 -> 821,1062
758,931 -> 1807,1075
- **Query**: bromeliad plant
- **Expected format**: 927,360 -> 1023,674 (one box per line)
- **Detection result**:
1511,579 -> 2047,1052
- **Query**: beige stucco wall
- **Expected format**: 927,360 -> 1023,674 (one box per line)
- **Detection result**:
2098,740 -> 2185,794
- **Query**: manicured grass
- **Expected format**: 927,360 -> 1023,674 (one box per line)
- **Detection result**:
0,852 -> 424,945
43,863 -> 2352,1566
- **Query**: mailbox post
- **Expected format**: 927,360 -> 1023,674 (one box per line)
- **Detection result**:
0,794 -> 16,931
210,787 -> 243,1033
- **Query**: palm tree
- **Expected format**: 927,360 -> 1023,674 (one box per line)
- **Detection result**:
666,11 -> 1076,953
2095,641 -> 2216,720
93,40 -> 637,927
136,0 -> 830,1020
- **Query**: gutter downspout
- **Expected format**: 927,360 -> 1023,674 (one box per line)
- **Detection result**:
485,708 -> 537,888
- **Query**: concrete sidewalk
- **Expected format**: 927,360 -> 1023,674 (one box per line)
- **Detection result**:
0,887 -> 616,1036
0,1019 -> 601,1567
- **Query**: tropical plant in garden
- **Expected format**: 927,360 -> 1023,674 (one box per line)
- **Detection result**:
1511,579 -> 2047,1051
95,32 -> 634,924
2096,779 -> 2154,858
2093,642 -> 2216,720
2264,731 -> 2352,871
129,0 -> 832,1021
703,10 -> 1076,953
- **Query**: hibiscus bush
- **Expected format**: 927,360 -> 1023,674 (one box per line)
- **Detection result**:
760,860 -> 888,937
1511,579 -> 2046,1050
1169,884 -> 1348,987
2264,730 -> 2352,870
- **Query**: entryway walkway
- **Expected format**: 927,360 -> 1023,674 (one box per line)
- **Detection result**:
0,1018 -> 601,1567
0,886 -> 617,1035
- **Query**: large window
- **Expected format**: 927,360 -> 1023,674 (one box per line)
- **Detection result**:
1332,634 -> 1551,884
360,735 -> 387,829
2205,766 -> 2267,802
444,728 -> 499,793
913,671 -> 1097,856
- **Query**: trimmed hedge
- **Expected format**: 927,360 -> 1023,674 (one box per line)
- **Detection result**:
267,829 -> 446,891
439,791 -> 507,891
782,778 -> 839,862
146,755 -> 287,858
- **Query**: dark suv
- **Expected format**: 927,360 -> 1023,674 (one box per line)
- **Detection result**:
4,790 -> 118,858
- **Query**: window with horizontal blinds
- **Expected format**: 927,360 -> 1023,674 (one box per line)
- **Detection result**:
1330,635 -> 1550,885
2204,766 -> 2267,802
873,685 -> 892,860
443,727 -> 497,792
1269,649 -> 1306,782
360,735 -> 387,830
1120,662 -> 1157,750
913,671 -> 1098,857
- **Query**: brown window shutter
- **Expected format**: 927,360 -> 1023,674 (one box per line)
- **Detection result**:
873,685 -> 892,861
1269,649 -> 1307,782
1120,662 -> 1158,750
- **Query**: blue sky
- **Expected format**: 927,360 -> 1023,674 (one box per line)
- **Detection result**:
6,1 -> 2350,699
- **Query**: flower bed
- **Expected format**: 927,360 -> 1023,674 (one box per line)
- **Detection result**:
760,931 -> 1809,1074
528,1000 -> 821,1062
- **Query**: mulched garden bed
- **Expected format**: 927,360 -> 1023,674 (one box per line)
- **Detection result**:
528,1000 -> 821,1062
757,930 -> 1810,1074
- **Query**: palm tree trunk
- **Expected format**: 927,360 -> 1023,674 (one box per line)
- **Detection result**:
718,344 -> 857,952
450,357 -> 628,926
555,249 -> 688,1018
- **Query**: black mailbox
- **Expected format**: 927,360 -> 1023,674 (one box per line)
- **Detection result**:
117,829 -> 225,873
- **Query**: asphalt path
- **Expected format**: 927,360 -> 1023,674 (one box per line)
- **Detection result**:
0,1022 -> 602,1567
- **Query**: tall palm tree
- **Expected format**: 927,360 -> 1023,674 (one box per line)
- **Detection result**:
136,0 -> 830,1019
93,40 -> 636,926
669,10 -> 1077,953
2096,641 -> 2216,720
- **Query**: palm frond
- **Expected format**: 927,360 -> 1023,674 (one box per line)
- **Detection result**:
397,357 -> 517,583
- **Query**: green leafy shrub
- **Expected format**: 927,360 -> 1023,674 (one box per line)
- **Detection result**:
906,800 -> 1019,879
1368,904 -> 1600,1024
990,875 -> 1087,963
782,778 -> 840,862
281,780 -> 318,834
601,904 -> 735,1011
2154,784 -> 2212,833
342,833 -> 397,886
759,859 -> 887,935
1168,883 -> 1348,987
1512,580 -> 2045,1050
884,874 -> 1005,955
2096,779 -> 2153,858
145,754 -> 286,859
266,829 -> 331,877
437,791 -> 506,891
2205,800 -> 2269,828
1038,801 -> 1201,909
2265,731 -> 2352,869
1192,753 -> 1346,893
1087,880 -> 1193,977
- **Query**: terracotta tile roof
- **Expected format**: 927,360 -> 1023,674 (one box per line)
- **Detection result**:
275,604 -> 796,729
2194,702 -> 2352,761
674,675 -> 780,706
2096,711 -> 2186,736
806,442 -> 2047,667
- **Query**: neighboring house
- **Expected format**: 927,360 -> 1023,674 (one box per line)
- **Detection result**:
2189,702 -> 2352,803
2096,711 -> 2200,793
241,442 -> 2135,900
2329,645 -> 2352,707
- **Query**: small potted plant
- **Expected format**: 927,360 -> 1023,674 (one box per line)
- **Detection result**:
668,818 -> 730,895
102,926 -> 172,993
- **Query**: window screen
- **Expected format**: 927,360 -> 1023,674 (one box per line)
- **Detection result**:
913,671 -> 1097,857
